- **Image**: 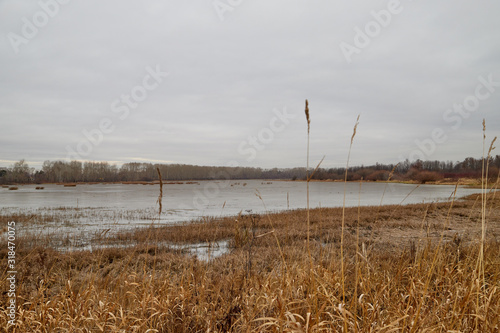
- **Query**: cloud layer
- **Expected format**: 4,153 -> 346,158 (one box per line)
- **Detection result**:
1,0 -> 499,169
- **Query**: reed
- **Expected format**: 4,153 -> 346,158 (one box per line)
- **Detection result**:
475,120 -> 497,330
156,167 -> 163,216
340,115 -> 359,331
305,99 -> 311,266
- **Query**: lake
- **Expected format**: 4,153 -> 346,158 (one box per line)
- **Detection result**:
0,180 -> 484,241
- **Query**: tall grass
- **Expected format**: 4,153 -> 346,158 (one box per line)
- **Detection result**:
156,167 -> 163,217
1,195 -> 499,331
304,100 -> 325,272
340,114 -> 359,332
305,99 -> 311,267
476,120 -> 497,330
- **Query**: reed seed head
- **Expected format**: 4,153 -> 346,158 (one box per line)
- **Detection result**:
305,99 -> 310,133
488,137 -> 497,156
388,163 -> 400,181
351,115 -> 360,144
483,119 -> 486,139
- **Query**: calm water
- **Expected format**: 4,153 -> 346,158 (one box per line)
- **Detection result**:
0,180 -> 484,240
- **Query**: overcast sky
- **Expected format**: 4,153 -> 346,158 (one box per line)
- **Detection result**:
1,1 -> 499,170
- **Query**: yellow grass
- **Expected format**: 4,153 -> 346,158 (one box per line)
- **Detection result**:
0,192 -> 499,332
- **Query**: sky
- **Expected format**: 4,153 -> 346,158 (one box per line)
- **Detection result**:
1,0 -> 499,170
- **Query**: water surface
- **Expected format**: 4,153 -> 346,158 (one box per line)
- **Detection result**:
0,181 -> 483,242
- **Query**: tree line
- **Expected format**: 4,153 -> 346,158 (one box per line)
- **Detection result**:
1,156 -> 499,184
312,156 -> 500,183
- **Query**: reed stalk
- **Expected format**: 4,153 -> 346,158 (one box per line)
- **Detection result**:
341,115 -> 359,332
305,99 -> 311,267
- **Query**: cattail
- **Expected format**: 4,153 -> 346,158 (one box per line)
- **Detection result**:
305,99 -> 310,134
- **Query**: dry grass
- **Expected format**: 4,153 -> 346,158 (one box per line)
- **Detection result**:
0,192 -> 499,332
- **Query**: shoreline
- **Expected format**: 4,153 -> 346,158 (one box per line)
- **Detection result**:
0,177 -> 493,187
1,192 -> 499,330
96,192 -> 500,249
2,191 -> 497,252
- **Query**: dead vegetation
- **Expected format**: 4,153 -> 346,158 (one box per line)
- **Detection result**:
0,192 -> 499,332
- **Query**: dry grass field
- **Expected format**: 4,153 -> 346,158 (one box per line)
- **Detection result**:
1,188 -> 499,332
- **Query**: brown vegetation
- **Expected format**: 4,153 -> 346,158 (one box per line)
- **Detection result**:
1,192 -> 499,331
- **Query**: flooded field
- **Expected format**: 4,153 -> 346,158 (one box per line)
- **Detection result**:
0,180 -> 485,252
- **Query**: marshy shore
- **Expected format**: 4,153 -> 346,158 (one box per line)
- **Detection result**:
1,192 -> 499,331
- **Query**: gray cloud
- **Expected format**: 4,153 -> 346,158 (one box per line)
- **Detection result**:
1,0 -> 499,169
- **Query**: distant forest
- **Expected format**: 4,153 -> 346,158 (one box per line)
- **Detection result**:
1,156 -> 500,184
